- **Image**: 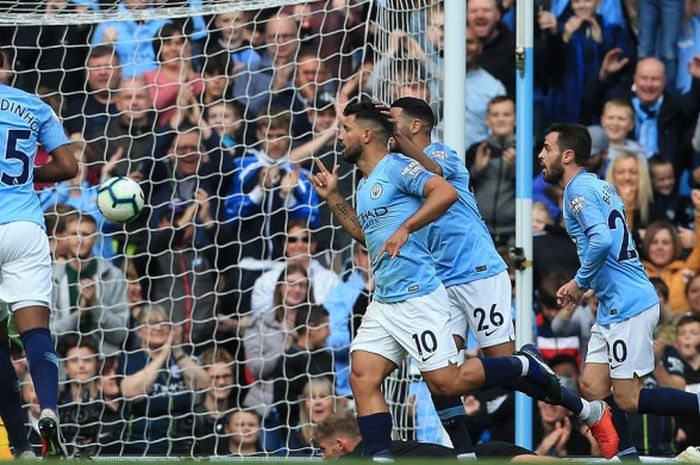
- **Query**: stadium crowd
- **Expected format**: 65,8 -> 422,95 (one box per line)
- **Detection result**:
0,0 -> 699,458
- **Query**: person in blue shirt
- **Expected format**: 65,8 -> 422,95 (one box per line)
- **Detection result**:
306,101 -> 562,461
0,51 -> 78,458
540,123 -> 700,460
386,97 -> 618,459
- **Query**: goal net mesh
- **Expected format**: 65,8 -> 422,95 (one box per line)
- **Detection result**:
1,0 -> 447,456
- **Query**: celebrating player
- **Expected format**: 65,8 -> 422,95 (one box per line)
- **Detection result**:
540,123 -> 700,459
306,100 -> 561,461
385,97 -> 618,458
0,52 -> 77,457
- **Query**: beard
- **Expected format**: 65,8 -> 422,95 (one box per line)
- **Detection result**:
341,143 -> 361,164
543,159 -> 564,184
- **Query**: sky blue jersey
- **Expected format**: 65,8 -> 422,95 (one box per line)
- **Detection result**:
563,170 -> 658,325
0,84 -> 69,228
356,153 -> 441,303
424,142 -> 507,287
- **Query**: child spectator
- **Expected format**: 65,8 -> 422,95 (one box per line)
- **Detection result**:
600,98 -> 647,166
536,273 -> 581,364
672,314 -> 700,449
210,11 -> 261,72
649,155 -> 695,230
225,410 -> 263,456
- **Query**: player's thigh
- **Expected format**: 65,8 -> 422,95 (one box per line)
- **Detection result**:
362,286 -> 460,375
350,301 -> 406,380
581,324 -> 612,399
0,222 -> 52,317
604,304 -> 659,382
448,271 -> 515,350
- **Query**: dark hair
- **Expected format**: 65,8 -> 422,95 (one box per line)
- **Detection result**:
201,49 -> 231,77
649,276 -> 670,301
343,100 -> 394,140
547,123 -> 591,166
153,23 -> 188,62
295,304 -> 329,335
88,45 -> 117,63
487,95 -> 514,111
648,154 -> 673,171
537,272 -> 568,310
58,334 -> 100,359
273,263 -> 314,312
677,313 -> 700,330
391,97 -> 435,132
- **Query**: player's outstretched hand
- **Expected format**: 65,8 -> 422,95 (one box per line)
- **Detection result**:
305,159 -> 340,199
375,225 -> 409,262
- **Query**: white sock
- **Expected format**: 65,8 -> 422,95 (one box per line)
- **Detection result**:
580,399 -> 604,425
515,355 -> 529,376
457,452 -> 477,460
578,399 -> 592,422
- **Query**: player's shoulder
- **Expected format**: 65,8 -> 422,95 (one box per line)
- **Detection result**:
0,83 -> 44,107
425,142 -> 457,160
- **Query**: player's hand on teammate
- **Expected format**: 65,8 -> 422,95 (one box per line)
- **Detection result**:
474,142 -> 492,173
305,159 -> 340,199
599,48 -> 629,81
376,225 -> 409,262
556,279 -> 585,310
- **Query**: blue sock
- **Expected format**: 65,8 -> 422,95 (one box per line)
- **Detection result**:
480,356 -> 523,390
431,396 -> 474,456
638,388 -> 700,416
20,328 -> 58,412
0,341 -> 31,453
605,395 -> 638,460
356,412 -> 393,459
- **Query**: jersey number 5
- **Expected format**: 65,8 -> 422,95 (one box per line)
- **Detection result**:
1,129 -> 32,186
607,210 -> 638,262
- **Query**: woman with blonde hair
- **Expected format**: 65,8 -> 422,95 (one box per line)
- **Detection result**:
643,192 -> 700,314
287,378 -> 340,455
605,150 -> 664,244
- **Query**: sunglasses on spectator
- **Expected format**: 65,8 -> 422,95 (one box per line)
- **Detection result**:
287,236 -> 311,243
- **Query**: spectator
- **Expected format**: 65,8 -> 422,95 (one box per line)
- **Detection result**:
533,401 -> 593,457
467,0 -> 516,97
88,77 -> 155,181
604,150 -> 666,245
63,45 -> 121,144
242,264 -> 314,419
536,273 -> 581,363
642,193 -> 700,314
638,0 -> 685,88
224,110 -> 320,309
287,378 -> 339,455
550,0 -> 630,123
199,52 -> 234,106
195,348 -> 239,455
224,410 -> 264,456
649,155 -> 695,230
672,314 -> 700,449
142,23 -> 204,126
210,11 -> 261,72
467,96 -> 516,245
551,293 -> 596,362
204,100 -> 246,154
272,305 -> 333,446
465,26 -> 507,148
91,2 -> 169,77
95,356 -> 125,456
119,304 -> 209,455
251,220 -> 339,317
549,354 -> 582,393
532,202 -> 580,290
56,336 -> 108,457
600,98 -> 647,166
586,55 -> 700,180
323,245 -> 372,397
675,1 -> 700,93
685,273 -> 700,316
232,13 -> 300,116
45,205 -> 78,262
50,214 -> 128,356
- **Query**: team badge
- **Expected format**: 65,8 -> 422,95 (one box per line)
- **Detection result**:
370,183 -> 383,199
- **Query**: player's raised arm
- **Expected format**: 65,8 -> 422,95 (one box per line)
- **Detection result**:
305,158 -> 365,244
379,176 -> 458,258
34,143 -> 78,183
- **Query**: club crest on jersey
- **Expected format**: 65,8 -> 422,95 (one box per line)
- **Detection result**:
370,183 -> 383,199
569,195 -> 585,213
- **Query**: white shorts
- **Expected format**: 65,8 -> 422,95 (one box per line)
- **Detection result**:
351,285 -> 460,372
0,221 -> 52,320
585,304 -> 659,379
446,271 -> 515,349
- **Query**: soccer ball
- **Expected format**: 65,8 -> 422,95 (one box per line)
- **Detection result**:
97,176 -> 145,223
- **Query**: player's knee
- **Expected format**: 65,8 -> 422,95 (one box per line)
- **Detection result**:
612,390 -> 639,413
349,367 -> 383,394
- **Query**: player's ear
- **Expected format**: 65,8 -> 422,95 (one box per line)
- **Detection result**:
562,149 -> 576,165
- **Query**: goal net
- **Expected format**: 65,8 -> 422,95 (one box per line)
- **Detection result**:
0,0 -> 447,456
